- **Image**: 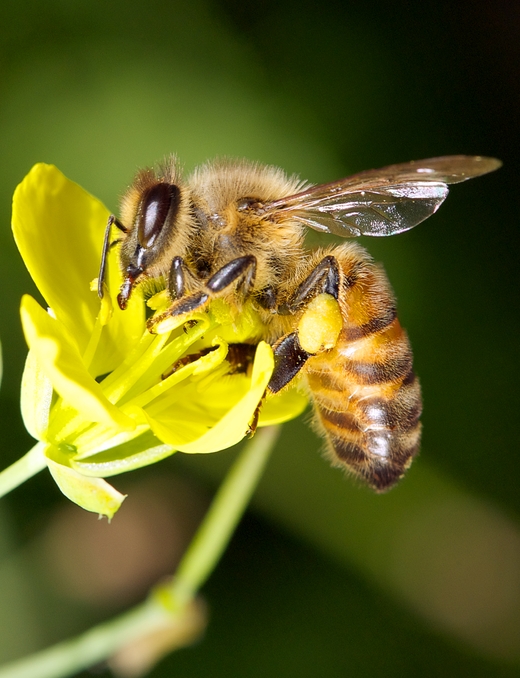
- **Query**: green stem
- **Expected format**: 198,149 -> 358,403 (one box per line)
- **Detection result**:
0,425 -> 281,678
0,442 -> 47,499
0,602 -> 162,678
169,424 -> 280,606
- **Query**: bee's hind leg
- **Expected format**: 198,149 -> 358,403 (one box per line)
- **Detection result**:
268,332 -> 311,393
268,255 -> 342,393
278,255 -> 339,314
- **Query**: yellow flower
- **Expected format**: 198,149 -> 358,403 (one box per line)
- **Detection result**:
12,164 -> 307,518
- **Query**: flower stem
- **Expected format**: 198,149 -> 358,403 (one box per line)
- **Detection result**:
0,425 -> 281,678
0,602 -> 162,678
167,424 -> 281,606
0,442 -> 47,499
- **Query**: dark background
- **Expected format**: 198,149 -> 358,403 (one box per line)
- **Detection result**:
0,0 -> 519,676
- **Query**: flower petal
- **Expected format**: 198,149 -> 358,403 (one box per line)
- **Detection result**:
46,448 -> 126,518
145,342 -> 274,453
258,388 -> 309,426
142,376 -> 249,446
20,350 -> 53,441
20,295 -> 135,431
92,248 -> 145,378
12,164 -> 145,375
12,164 -> 108,353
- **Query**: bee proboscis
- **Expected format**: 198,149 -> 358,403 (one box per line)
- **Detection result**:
98,154 -> 501,491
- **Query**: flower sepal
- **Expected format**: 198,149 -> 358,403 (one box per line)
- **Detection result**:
71,430 -> 175,478
45,444 -> 126,518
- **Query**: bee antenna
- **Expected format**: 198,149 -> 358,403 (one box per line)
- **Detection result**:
98,215 -> 127,298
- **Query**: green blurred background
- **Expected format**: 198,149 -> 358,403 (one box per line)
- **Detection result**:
0,0 -> 519,676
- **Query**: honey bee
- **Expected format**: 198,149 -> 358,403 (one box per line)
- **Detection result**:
98,155 -> 501,491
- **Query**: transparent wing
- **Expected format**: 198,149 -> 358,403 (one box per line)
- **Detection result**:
259,155 -> 501,237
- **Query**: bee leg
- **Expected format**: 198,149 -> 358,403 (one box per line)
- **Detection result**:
256,286 -> 278,311
268,332 -> 312,393
206,255 -> 257,297
147,289 -> 210,332
268,256 -> 341,392
151,256 -> 257,329
247,390 -> 266,436
169,255 -> 257,313
168,291 -> 210,317
168,256 -> 186,299
278,255 -> 339,314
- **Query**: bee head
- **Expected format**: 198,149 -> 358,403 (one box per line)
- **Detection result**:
117,159 -> 188,309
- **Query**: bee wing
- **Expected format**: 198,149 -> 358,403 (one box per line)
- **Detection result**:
261,155 -> 502,237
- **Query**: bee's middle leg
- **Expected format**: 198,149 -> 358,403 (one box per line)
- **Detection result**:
161,256 -> 209,318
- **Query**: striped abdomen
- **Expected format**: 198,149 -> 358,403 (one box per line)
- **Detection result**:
304,245 -> 422,492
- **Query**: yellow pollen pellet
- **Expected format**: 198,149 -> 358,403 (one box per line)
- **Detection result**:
297,293 -> 343,354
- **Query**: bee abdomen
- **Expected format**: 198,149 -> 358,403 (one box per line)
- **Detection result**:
300,245 -> 422,490
307,316 -> 422,491
341,350 -> 413,384
327,424 -> 421,492
312,367 -> 422,491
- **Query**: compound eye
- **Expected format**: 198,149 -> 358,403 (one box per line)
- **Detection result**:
137,183 -> 181,247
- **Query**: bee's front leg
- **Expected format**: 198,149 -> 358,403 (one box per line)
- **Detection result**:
160,255 -> 258,323
154,255 -> 210,320
268,255 -> 342,393
168,256 -> 187,299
